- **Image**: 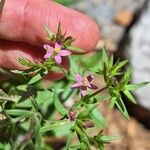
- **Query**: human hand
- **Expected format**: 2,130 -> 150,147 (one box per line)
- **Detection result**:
0,0 -> 100,79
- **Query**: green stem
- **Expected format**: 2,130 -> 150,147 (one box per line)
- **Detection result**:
31,97 -> 39,112
88,86 -> 107,99
59,65 -> 74,81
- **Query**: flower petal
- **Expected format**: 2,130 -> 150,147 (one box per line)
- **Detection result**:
80,86 -> 87,97
89,84 -> 98,89
44,50 -> 54,59
71,82 -> 82,89
59,50 -> 71,56
55,55 -> 62,64
87,75 -> 94,82
86,81 -> 92,88
75,74 -> 83,82
43,44 -> 54,51
55,42 -> 61,50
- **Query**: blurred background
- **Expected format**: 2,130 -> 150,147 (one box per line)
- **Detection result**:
55,0 -> 150,149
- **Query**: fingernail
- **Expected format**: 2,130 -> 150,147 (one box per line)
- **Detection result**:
0,0 -> 5,14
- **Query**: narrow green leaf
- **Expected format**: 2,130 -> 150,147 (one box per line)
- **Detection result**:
34,117 -> 42,150
123,90 -> 137,104
90,65 -> 100,73
36,90 -> 53,105
63,36 -> 75,46
98,135 -> 120,143
111,60 -> 128,74
0,96 -> 17,102
16,98 -> 33,108
17,57 -> 35,67
66,129 -> 75,149
101,48 -> 108,67
121,66 -> 132,85
28,69 -> 48,84
90,108 -> 106,127
53,90 -> 68,117
97,142 -> 104,150
40,121 -> 69,133
16,85 -> 27,91
69,58 -> 79,77
108,54 -> 114,69
78,104 -> 97,119
110,72 -> 123,77
109,97 -> 117,109
70,144 -> 81,149
61,83 -> 73,100
43,25 -> 54,39
67,45 -> 85,53
50,66 -> 62,73
125,82 -> 149,91
80,142 -> 90,150
0,89 -> 19,103
115,98 -> 129,119
28,73 -> 42,84
55,0 -> 77,6
35,90 -> 53,113
115,60 -> 128,70
6,109 -> 33,117
93,95 -> 111,103
53,122 -> 73,136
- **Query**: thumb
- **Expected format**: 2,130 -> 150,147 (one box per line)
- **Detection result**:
0,0 -> 100,51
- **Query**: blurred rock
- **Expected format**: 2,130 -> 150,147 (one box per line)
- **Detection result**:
100,102 -> 150,150
71,0 -> 146,51
125,1 -> 150,109
96,39 -> 117,51
114,9 -> 134,26
127,119 -> 137,138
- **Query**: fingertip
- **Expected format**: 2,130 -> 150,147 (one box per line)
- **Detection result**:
73,14 -> 100,52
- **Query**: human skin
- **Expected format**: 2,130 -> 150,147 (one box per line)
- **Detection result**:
0,0 -> 100,79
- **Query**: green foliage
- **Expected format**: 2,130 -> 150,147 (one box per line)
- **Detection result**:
91,48 -> 148,119
53,90 -> 68,117
94,134 -> 121,149
0,23 -> 148,150
0,89 -> 17,102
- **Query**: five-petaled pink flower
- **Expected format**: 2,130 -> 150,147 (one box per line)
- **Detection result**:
43,42 -> 71,64
71,74 -> 98,96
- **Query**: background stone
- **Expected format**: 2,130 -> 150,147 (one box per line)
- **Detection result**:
125,1 -> 150,109
71,0 -> 146,51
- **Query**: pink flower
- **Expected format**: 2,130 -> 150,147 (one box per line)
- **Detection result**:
71,74 -> 98,96
43,42 -> 71,64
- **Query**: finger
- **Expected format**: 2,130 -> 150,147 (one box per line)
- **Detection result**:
0,0 -> 100,52
0,39 -> 69,80
0,39 -> 44,70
